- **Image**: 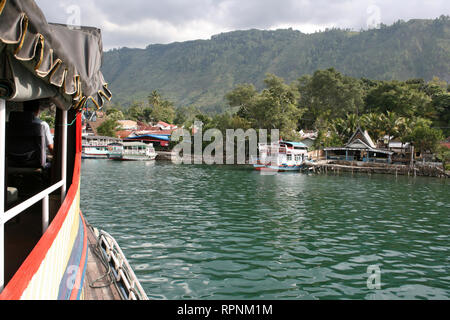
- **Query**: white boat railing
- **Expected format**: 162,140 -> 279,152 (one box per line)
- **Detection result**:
91,228 -> 148,300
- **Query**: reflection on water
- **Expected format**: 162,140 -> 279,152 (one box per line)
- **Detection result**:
81,160 -> 450,299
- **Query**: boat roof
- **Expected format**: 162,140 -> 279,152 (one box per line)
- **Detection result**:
125,134 -> 171,141
0,0 -> 111,110
83,135 -> 121,141
122,141 -> 150,147
282,141 -> 308,148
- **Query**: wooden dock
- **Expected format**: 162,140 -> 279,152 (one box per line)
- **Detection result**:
303,160 -> 449,178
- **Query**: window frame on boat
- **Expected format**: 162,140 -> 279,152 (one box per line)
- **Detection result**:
0,99 -> 69,291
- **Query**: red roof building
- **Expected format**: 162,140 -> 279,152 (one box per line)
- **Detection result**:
115,130 -> 134,139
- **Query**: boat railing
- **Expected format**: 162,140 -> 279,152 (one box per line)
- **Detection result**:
94,228 -> 148,300
123,149 -> 147,155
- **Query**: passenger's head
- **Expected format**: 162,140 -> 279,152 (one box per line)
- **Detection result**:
23,100 -> 41,115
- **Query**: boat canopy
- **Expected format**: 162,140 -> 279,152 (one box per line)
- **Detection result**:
0,0 -> 111,110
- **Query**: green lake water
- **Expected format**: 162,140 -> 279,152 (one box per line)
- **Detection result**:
80,160 -> 450,300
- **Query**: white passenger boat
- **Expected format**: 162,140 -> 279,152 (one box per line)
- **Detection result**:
253,141 -> 308,172
108,141 -> 157,161
82,145 -> 109,159
82,136 -> 122,159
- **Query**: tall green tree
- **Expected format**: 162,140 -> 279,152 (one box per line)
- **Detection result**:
126,102 -> 146,122
365,80 -> 432,117
226,74 -> 303,140
408,123 -> 444,155
147,90 -> 176,124
97,118 -> 120,137
297,68 -> 364,127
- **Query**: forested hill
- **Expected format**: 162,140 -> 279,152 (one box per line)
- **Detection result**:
102,16 -> 450,112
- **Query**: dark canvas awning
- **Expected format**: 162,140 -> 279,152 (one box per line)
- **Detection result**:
0,0 -> 111,110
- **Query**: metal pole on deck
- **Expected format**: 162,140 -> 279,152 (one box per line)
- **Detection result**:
61,110 -> 67,202
0,99 -> 5,291
42,195 -> 49,234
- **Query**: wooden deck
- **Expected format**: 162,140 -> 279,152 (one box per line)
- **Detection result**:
83,224 -> 122,300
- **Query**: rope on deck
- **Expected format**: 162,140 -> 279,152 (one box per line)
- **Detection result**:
86,223 -> 148,300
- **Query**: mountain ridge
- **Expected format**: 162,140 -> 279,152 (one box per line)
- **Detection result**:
101,16 -> 450,112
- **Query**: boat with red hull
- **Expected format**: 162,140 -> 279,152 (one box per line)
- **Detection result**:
0,0 -> 146,300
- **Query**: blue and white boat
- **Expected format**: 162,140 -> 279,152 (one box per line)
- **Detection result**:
253,141 -> 308,172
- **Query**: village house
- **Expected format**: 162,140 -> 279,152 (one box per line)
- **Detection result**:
324,127 -> 394,163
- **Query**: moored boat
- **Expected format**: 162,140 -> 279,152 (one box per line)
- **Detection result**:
82,145 -> 109,159
108,141 -> 157,161
253,141 -> 308,172
82,136 -> 122,159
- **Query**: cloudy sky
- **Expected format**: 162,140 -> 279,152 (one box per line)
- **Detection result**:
35,0 -> 449,50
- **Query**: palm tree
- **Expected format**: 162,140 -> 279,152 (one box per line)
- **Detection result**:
345,113 -> 360,136
148,90 -> 161,107
330,117 -> 348,142
382,111 -> 402,149
361,113 -> 385,142
396,117 -> 413,147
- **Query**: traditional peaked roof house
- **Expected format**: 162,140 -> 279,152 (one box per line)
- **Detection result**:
324,127 -> 394,163
345,127 -> 377,149
300,137 -> 316,148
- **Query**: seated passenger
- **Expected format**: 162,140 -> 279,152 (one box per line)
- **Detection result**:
23,100 -> 54,159
6,101 -> 54,196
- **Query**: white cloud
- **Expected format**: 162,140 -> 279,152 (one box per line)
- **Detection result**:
34,0 -> 450,50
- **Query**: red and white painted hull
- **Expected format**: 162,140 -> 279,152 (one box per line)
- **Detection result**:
0,115 -> 87,300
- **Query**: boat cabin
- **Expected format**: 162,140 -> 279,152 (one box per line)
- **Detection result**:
107,141 -> 157,161
123,141 -> 153,153
257,141 -> 308,167
82,135 -> 122,159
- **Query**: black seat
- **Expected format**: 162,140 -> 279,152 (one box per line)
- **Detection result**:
6,111 -> 46,169
6,111 -> 49,199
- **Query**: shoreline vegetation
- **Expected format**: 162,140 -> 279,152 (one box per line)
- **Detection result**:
154,152 -> 449,178
97,68 -> 449,177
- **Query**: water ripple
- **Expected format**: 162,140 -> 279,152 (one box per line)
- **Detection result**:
81,160 -> 450,300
